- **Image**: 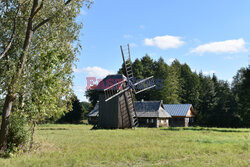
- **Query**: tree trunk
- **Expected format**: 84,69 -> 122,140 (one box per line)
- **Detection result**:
29,121 -> 36,151
0,93 -> 16,152
0,0 -> 39,152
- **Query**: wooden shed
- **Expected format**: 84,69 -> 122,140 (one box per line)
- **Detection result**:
164,104 -> 195,127
135,100 -> 171,127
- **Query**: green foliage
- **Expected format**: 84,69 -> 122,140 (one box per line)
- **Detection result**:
57,95 -> 85,124
232,66 -> 250,127
85,86 -> 100,107
80,101 -> 93,119
179,63 -> 200,107
161,66 -> 180,104
7,112 -> 30,154
0,0 -> 93,152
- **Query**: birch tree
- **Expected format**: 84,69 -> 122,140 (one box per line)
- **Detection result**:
0,0 -> 92,152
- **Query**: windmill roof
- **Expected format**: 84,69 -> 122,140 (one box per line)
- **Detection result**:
94,74 -> 126,90
88,101 -> 171,118
163,104 -> 193,117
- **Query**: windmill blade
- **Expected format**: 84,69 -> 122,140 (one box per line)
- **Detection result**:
134,76 -> 156,94
104,80 -> 130,102
121,44 -> 135,83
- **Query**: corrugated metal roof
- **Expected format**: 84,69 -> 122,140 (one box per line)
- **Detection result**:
88,101 -> 171,118
135,101 -> 171,118
88,102 -> 99,117
163,104 -> 192,116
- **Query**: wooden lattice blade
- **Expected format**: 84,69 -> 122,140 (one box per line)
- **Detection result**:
134,76 -> 155,94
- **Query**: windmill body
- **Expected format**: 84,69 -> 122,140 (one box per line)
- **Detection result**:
96,74 -> 136,128
94,44 -> 155,129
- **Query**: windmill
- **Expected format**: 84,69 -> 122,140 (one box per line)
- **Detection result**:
97,44 -> 155,129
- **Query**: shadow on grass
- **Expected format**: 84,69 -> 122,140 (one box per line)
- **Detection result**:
37,128 -> 69,130
161,127 -> 250,133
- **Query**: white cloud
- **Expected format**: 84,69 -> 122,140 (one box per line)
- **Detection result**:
73,66 -> 115,78
190,38 -> 247,54
144,35 -> 184,49
123,34 -> 133,38
168,58 -> 175,64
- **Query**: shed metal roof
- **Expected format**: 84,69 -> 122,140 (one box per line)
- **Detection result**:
87,102 -> 99,117
163,104 -> 193,117
135,101 -> 171,118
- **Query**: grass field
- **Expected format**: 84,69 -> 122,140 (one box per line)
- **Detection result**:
0,124 -> 249,167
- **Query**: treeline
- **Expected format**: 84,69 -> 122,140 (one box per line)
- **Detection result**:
87,55 -> 250,128
57,95 -> 92,124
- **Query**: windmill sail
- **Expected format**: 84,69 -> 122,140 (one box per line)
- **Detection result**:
121,44 -> 134,83
134,76 -> 156,94
104,80 -> 129,102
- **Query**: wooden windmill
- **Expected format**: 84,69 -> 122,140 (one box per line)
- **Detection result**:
97,44 -> 155,129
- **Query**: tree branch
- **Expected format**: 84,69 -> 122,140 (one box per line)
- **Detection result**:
30,0 -> 43,19
0,5 -> 20,60
32,17 -> 50,32
65,0 -> 72,5
32,0 -> 73,32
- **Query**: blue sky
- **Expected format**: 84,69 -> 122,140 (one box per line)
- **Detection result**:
74,0 -> 250,101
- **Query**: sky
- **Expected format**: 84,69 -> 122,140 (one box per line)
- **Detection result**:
73,0 -> 250,102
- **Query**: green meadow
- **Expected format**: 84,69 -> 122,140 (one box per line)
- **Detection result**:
0,124 -> 249,167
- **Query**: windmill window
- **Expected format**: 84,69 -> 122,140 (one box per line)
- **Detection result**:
151,119 -> 154,123
146,119 -> 149,123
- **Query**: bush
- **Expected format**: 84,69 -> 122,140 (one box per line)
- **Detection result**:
7,112 -> 30,154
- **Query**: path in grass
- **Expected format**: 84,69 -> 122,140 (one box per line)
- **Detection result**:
0,124 -> 249,167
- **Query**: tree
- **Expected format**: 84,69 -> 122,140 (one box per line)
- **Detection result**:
179,64 -> 200,108
195,74 -> 216,126
212,78 -> 238,127
85,86 -> 99,107
58,95 -> 85,124
161,66 -> 180,104
0,0 -> 92,152
149,57 -> 168,101
132,58 -> 144,79
232,66 -> 250,127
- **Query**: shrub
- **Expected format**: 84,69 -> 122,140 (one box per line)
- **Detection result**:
7,112 -> 30,154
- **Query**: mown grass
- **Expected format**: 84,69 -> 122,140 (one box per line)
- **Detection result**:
0,124 -> 249,167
